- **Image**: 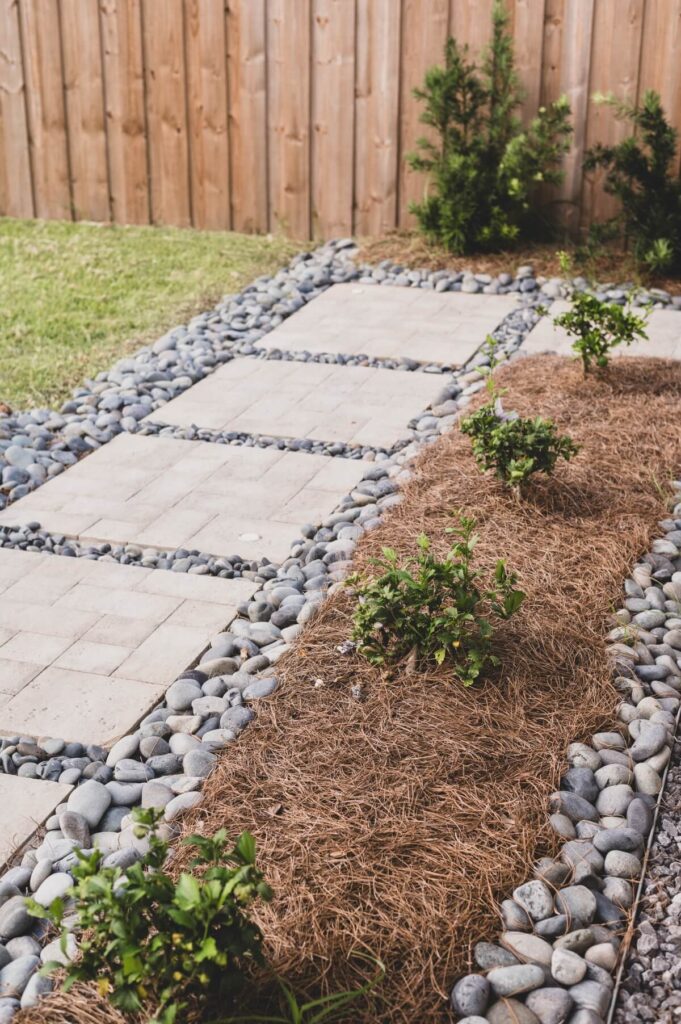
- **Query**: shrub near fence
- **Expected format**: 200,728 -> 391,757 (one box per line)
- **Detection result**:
0,0 -> 680,240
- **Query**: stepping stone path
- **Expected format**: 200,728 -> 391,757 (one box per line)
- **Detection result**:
524,301 -> 681,359
0,776 -> 73,871
0,436 -> 368,561
142,358 -> 443,448
0,283 -> 518,867
260,282 -> 518,363
0,547 -> 254,744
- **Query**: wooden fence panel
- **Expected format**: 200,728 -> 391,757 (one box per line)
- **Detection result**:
311,0 -> 355,240
100,0 -> 150,224
61,0 -> 110,222
0,0 -> 33,217
449,0 -> 495,58
354,0 -> 401,237
185,0 -> 230,230
19,0 -> 71,219
267,0 -> 311,238
512,0 -> 547,125
638,0 -> 681,175
555,0 -> 595,233
142,0 -> 191,226
398,0 -> 449,228
225,0 -> 267,233
2,0 -> 681,240
581,0 -> 644,226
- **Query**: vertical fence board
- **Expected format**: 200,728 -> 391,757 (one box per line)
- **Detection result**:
100,0 -> 149,224
354,0 -> 401,236
0,0 -> 33,216
61,0 -> 110,221
225,0 -> 267,233
638,0 -> 681,174
398,0 -> 449,228
582,0 -> 644,227
540,0 -> 563,105
311,0 -> 355,239
556,0 -> 595,234
184,0 -> 229,229
19,0 -> 71,219
142,0 -> 191,226
449,0 -> 495,58
267,0 -> 311,238
513,0 -> 546,125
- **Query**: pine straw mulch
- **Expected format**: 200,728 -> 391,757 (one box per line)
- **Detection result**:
20,355 -> 681,1024
357,232 -> 681,294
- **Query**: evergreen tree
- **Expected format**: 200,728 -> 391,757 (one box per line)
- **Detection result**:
584,90 -> 681,273
407,0 -> 572,254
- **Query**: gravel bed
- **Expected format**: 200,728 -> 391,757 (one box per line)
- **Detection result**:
137,419 -> 398,459
613,737 -> 681,1024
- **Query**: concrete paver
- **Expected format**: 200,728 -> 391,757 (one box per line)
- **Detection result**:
143,358 -> 445,448
0,548 -> 255,744
0,434 -> 367,562
259,283 -> 518,364
0,776 -> 73,870
523,302 -> 681,359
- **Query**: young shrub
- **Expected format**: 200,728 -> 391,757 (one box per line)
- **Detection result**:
29,809 -> 272,1024
460,397 -> 579,491
349,518 -> 524,686
584,90 -> 681,273
553,291 -> 648,374
407,0 -> 572,253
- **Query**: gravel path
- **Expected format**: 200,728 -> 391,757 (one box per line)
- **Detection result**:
614,737 -> 681,1024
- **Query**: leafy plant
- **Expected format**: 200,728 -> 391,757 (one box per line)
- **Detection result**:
29,809 -> 272,1024
553,291 -> 648,374
407,0 -> 572,253
584,90 -> 681,273
349,518 -> 524,686
461,397 -> 579,489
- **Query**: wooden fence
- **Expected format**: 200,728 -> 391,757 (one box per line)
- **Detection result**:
1,0 -> 680,240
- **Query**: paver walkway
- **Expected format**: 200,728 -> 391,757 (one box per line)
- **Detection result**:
0,775 -> 73,870
0,547 -> 254,744
0,282 -> 563,866
0,435 -> 368,561
523,301 -> 681,359
260,284 -> 517,363
142,358 -> 442,448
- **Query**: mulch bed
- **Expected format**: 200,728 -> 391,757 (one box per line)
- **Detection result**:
21,355 -> 681,1024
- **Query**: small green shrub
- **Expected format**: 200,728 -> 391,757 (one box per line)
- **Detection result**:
29,809 -> 272,1024
349,518 -> 524,686
553,291 -> 648,374
584,90 -> 681,273
461,398 -> 579,489
407,0 -> 572,253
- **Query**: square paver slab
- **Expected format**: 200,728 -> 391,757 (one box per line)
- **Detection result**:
259,283 -> 518,364
0,775 -> 73,870
0,434 -> 368,562
143,358 -> 443,448
0,547 -> 255,744
523,301 -> 681,359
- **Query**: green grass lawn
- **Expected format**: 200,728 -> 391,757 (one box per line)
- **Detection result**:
0,218 -> 300,410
